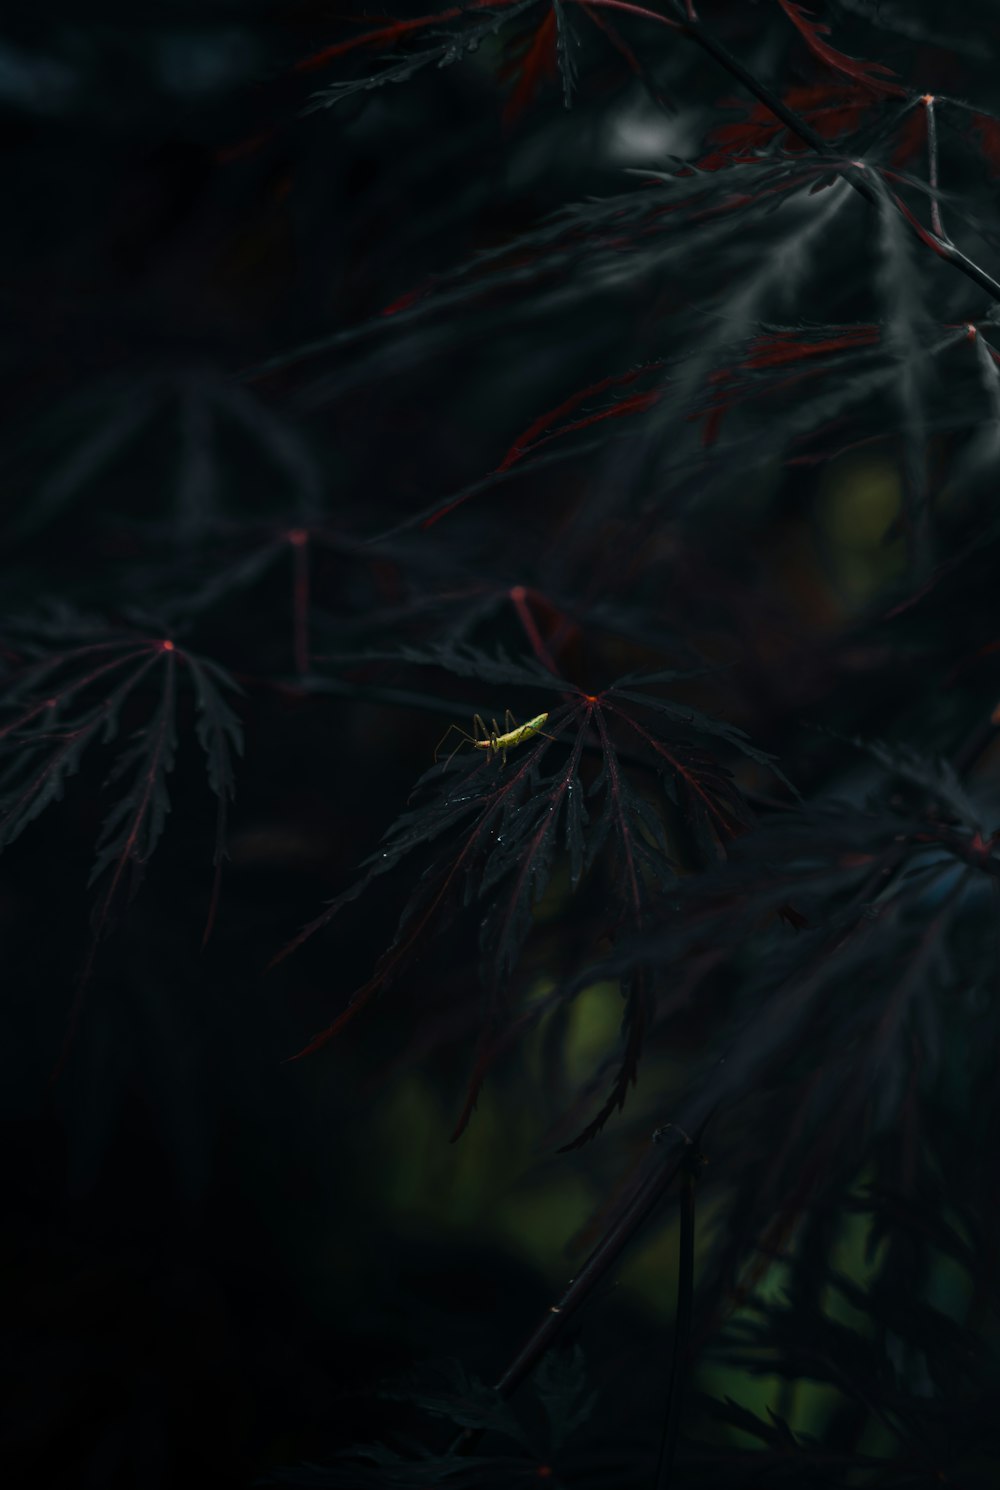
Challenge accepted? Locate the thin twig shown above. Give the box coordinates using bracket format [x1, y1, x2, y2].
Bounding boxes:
[923, 95, 951, 245]
[449, 1120, 709, 1456]
[654, 1137, 705, 1489]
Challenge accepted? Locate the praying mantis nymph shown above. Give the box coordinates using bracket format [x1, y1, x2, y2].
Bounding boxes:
[434, 709, 552, 769]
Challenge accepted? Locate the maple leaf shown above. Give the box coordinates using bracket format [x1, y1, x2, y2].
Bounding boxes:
[273, 648, 786, 1143]
[0, 613, 243, 964]
[570, 751, 1000, 1274]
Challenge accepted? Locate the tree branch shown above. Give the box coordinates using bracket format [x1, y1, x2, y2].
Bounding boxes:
[670, 2, 1000, 305]
[450, 1121, 705, 1455]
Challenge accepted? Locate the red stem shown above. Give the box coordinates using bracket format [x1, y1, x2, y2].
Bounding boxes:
[509, 585, 560, 674]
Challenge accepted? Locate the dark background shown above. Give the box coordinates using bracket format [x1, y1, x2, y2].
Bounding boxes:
[1, 8, 689, 1483]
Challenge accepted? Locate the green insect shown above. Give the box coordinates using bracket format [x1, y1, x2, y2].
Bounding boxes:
[434, 710, 551, 769]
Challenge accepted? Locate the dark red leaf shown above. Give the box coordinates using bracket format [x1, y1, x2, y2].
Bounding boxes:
[698, 84, 875, 171]
[775, 0, 906, 97]
[744, 325, 880, 368]
[293, 4, 473, 72]
[499, 365, 664, 471]
[501, 7, 558, 123]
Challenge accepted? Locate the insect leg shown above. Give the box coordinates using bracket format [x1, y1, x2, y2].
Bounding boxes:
[434, 722, 477, 768]
[488, 718, 509, 767]
[434, 723, 466, 760]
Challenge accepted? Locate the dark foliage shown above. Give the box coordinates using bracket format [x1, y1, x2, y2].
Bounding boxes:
[4, 1, 1000, 1487]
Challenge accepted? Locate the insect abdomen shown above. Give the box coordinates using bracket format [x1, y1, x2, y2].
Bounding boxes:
[508, 712, 549, 746]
